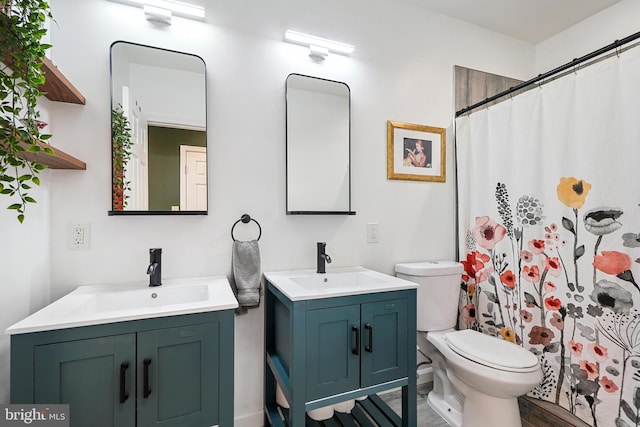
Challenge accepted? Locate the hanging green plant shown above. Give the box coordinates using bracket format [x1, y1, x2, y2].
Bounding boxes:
[111, 105, 133, 210]
[0, 0, 53, 223]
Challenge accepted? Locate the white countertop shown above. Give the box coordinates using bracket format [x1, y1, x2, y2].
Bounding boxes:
[6, 276, 238, 335]
[263, 266, 417, 301]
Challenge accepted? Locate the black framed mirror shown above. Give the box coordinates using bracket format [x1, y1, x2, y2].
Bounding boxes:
[286, 73, 355, 215]
[109, 41, 207, 215]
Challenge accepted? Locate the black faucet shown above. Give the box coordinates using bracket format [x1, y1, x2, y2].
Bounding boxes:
[316, 242, 332, 274]
[147, 248, 162, 287]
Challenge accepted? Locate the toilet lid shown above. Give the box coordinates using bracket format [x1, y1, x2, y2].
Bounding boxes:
[445, 329, 539, 372]
[395, 261, 463, 277]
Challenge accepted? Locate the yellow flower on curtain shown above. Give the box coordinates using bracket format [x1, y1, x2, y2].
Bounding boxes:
[556, 177, 592, 209]
[499, 326, 515, 343]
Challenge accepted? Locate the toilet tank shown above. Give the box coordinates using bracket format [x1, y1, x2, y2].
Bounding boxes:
[395, 261, 463, 332]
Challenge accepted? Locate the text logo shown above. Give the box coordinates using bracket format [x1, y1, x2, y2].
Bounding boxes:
[1, 405, 69, 426]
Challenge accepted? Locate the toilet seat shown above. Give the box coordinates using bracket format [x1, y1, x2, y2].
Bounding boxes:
[445, 329, 539, 373]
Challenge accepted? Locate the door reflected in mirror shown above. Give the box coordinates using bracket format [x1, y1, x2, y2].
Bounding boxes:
[286, 74, 354, 215]
[109, 41, 207, 215]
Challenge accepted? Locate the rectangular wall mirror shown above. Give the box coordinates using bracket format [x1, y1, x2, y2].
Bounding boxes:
[286, 73, 355, 215]
[109, 41, 207, 215]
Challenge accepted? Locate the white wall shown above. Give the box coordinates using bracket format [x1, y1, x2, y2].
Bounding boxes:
[0, 174, 51, 404]
[535, 0, 640, 72]
[1, 0, 535, 423]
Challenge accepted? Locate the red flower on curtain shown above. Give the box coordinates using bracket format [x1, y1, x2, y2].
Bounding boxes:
[528, 239, 546, 255]
[500, 270, 516, 289]
[599, 376, 618, 393]
[569, 340, 583, 357]
[579, 360, 599, 380]
[550, 312, 564, 330]
[528, 325, 555, 346]
[522, 265, 541, 283]
[544, 296, 562, 311]
[461, 303, 476, 324]
[474, 216, 507, 250]
[461, 251, 491, 282]
[544, 257, 563, 277]
[590, 343, 609, 362]
[593, 251, 631, 275]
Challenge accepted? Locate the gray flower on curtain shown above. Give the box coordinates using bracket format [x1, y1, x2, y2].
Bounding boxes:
[622, 233, 640, 248]
[584, 208, 624, 236]
[590, 280, 633, 314]
[516, 195, 545, 227]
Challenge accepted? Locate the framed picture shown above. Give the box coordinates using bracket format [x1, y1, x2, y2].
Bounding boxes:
[386, 121, 446, 182]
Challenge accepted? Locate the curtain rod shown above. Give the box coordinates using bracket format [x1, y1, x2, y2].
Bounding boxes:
[455, 30, 640, 117]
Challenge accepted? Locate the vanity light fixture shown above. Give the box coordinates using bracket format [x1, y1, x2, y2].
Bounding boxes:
[284, 30, 355, 60]
[107, 0, 205, 21]
[308, 45, 329, 61]
[144, 5, 172, 24]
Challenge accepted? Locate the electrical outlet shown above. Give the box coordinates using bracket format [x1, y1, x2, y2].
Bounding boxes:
[73, 226, 84, 245]
[69, 223, 91, 250]
[367, 223, 379, 244]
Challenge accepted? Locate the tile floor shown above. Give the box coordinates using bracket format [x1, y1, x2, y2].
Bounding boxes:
[380, 383, 450, 427]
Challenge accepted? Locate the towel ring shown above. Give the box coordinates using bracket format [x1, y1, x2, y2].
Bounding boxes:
[231, 214, 262, 241]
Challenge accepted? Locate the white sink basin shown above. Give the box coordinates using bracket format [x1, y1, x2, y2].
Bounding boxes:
[264, 266, 417, 301]
[92, 283, 209, 312]
[6, 276, 238, 335]
[291, 270, 386, 290]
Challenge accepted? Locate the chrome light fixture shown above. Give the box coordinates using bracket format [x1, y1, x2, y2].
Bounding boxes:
[108, 0, 205, 21]
[284, 30, 355, 60]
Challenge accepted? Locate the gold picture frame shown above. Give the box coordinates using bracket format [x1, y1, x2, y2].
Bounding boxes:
[386, 121, 446, 182]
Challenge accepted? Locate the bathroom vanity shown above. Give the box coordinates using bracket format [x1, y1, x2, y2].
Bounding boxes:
[7, 276, 237, 427]
[263, 267, 417, 426]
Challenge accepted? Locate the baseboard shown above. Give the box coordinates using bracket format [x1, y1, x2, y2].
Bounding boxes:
[518, 396, 590, 427]
[234, 409, 264, 427]
[417, 366, 433, 385]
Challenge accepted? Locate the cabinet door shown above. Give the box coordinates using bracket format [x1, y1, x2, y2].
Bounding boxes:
[137, 322, 219, 427]
[360, 299, 408, 387]
[306, 305, 361, 400]
[34, 334, 136, 427]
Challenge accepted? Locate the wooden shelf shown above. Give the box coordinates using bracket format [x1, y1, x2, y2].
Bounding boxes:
[0, 13, 86, 105]
[0, 51, 86, 105]
[18, 139, 86, 170]
[40, 57, 86, 104]
[1, 13, 87, 169]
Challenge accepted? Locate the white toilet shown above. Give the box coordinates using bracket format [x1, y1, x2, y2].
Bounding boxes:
[395, 261, 542, 427]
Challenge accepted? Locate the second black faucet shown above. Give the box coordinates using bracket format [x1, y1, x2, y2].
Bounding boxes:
[147, 248, 162, 287]
[316, 242, 332, 274]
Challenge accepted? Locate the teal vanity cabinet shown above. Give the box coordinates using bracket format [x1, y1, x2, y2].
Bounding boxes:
[10, 311, 234, 427]
[264, 269, 417, 427]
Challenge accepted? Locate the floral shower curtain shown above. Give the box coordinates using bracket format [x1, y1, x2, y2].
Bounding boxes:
[456, 45, 640, 427]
